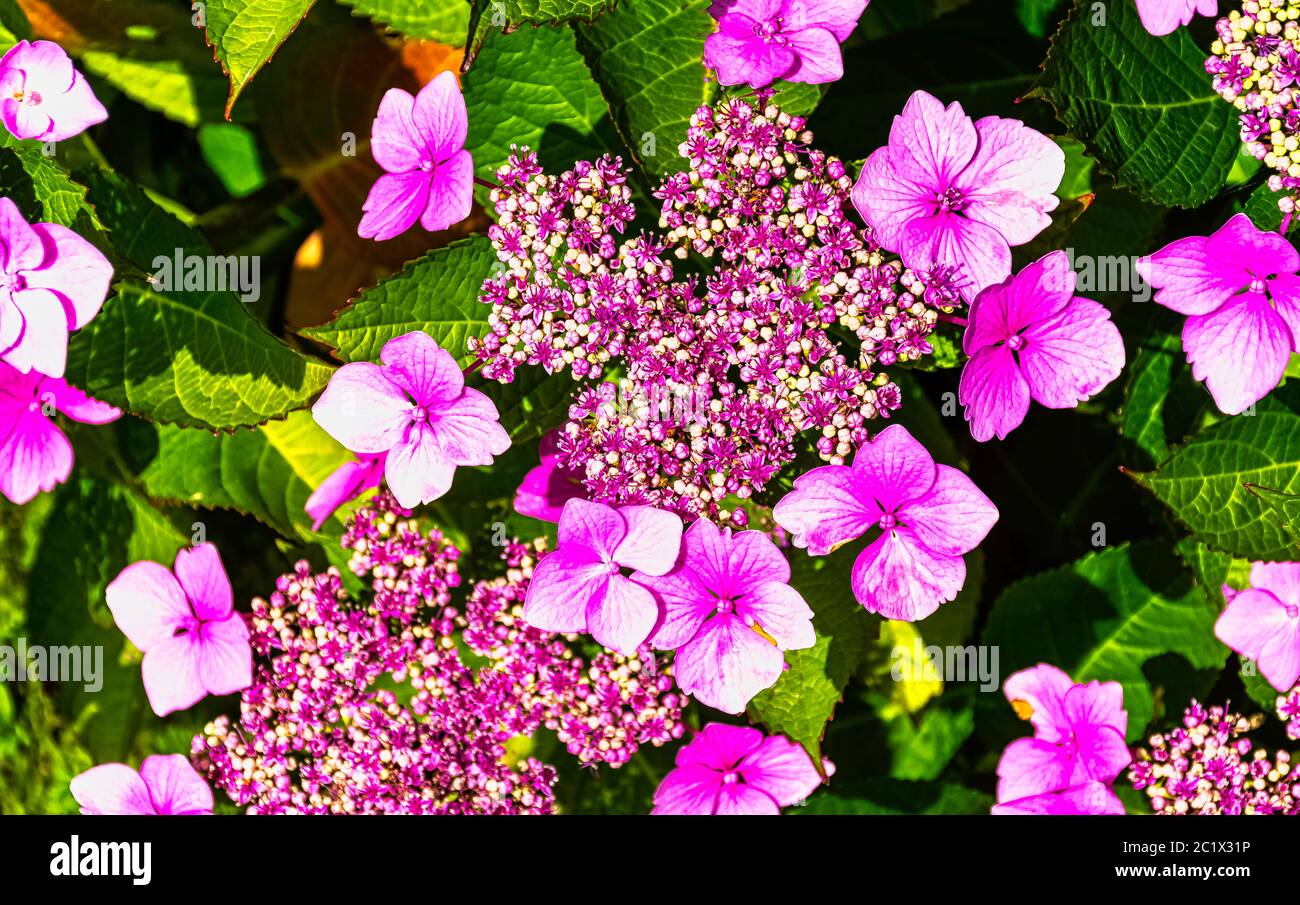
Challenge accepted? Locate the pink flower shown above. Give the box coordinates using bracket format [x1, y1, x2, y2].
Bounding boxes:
[772, 424, 997, 621]
[651, 722, 826, 814]
[852, 90, 1064, 302]
[636, 518, 815, 713]
[992, 781, 1125, 816]
[995, 663, 1131, 807]
[305, 452, 386, 530]
[70, 754, 213, 815]
[0, 40, 107, 142]
[105, 543, 253, 717]
[1215, 562, 1300, 692]
[1136, 214, 1300, 415]
[513, 429, 584, 522]
[358, 71, 473, 241]
[311, 331, 510, 509]
[522, 498, 683, 655]
[703, 0, 869, 88]
[959, 251, 1125, 442]
[1136, 0, 1216, 36]
[0, 198, 113, 378]
[0, 361, 120, 504]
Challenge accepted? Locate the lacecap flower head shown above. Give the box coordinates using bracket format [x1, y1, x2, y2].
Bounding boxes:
[0, 40, 107, 142]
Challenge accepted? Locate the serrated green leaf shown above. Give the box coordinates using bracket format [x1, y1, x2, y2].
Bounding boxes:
[1027, 0, 1239, 207]
[0, 145, 103, 231]
[575, 0, 713, 178]
[1132, 383, 1300, 560]
[981, 541, 1229, 739]
[797, 780, 992, 815]
[1015, 0, 1064, 37]
[1119, 322, 1208, 469]
[201, 0, 317, 117]
[302, 235, 495, 366]
[340, 0, 470, 42]
[130, 410, 352, 541]
[464, 0, 616, 62]
[482, 366, 579, 445]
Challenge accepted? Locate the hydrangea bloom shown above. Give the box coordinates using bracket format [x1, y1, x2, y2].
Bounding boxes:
[105, 543, 252, 717]
[358, 71, 473, 241]
[1136, 213, 1300, 415]
[521, 498, 682, 655]
[703, 0, 869, 87]
[312, 331, 509, 509]
[852, 90, 1064, 301]
[636, 518, 815, 713]
[0, 40, 107, 142]
[0, 197, 113, 378]
[304, 451, 385, 529]
[1138, 0, 1217, 35]
[70, 755, 213, 816]
[991, 781, 1125, 816]
[772, 424, 997, 621]
[0, 362, 120, 504]
[959, 251, 1125, 441]
[1215, 562, 1300, 691]
[513, 429, 584, 521]
[995, 664, 1130, 812]
[652, 723, 825, 814]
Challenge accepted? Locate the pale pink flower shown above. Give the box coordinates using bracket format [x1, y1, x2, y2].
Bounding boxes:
[0, 197, 113, 379]
[959, 251, 1125, 442]
[105, 544, 252, 717]
[652, 723, 827, 814]
[992, 781, 1125, 816]
[522, 498, 683, 655]
[852, 90, 1064, 302]
[0, 361, 119, 504]
[1136, 0, 1217, 36]
[772, 424, 997, 621]
[995, 664, 1130, 807]
[305, 452, 386, 530]
[1136, 213, 1300, 415]
[513, 429, 584, 522]
[311, 331, 510, 509]
[636, 518, 815, 713]
[1215, 562, 1300, 692]
[70, 754, 213, 815]
[0, 40, 107, 142]
[704, 0, 869, 88]
[359, 71, 473, 241]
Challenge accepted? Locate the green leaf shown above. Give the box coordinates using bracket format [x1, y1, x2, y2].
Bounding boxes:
[0, 0, 29, 46]
[80, 51, 227, 127]
[1240, 656, 1283, 712]
[0, 146, 103, 231]
[201, 0, 317, 117]
[481, 366, 580, 445]
[129, 410, 353, 541]
[1027, 0, 1239, 207]
[464, 0, 616, 63]
[1119, 321, 1208, 469]
[462, 24, 622, 180]
[301, 235, 495, 367]
[981, 541, 1230, 739]
[797, 780, 992, 815]
[1131, 383, 1300, 560]
[747, 551, 880, 763]
[340, 0, 470, 42]
[198, 123, 268, 197]
[575, 0, 714, 177]
[879, 692, 975, 781]
[1015, 0, 1064, 37]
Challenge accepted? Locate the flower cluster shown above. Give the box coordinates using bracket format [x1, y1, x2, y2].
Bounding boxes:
[1128, 699, 1300, 814]
[1279, 684, 1300, 739]
[1207, 0, 1300, 216]
[472, 92, 954, 522]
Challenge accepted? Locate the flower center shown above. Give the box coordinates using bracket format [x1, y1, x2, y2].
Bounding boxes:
[1249, 278, 1268, 295]
[12, 89, 41, 106]
[419, 158, 437, 173]
[721, 771, 740, 785]
[878, 513, 897, 531]
[1007, 334, 1026, 352]
[714, 598, 735, 615]
[753, 17, 788, 44]
[0, 270, 26, 293]
[936, 186, 967, 213]
[410, 406, 429, 424]
[1286, 603, 1299, 619]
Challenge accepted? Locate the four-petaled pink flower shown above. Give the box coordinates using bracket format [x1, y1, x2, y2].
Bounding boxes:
[852, 90, 1064, 302]
[0, 197, 113, 378]
[1215, 562, 1300, 692]
[651, 722, 827, 815]
[0, 40, 107, 142]
[1136, 0, 1216, 36]
[636, 518, 815, 713]
[70, 754, 213, 815]
[773, 424, 998, 621]
[312, 331, 510, 509]
[359, 70, 473, 241]
[0, 361, 119, 504]
[1136, 213, 1300, 415]
[305, 451, 386, 530]
[959, 251, 1125, 442]
[513, 429, 585, 522]
[106, 543, 252, 717]
[522, 498, 683, 655]
[704, 0, 869, 88]
[995, 663, 1130, 815]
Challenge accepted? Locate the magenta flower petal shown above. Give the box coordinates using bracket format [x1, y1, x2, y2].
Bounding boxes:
[1018, 297, 1125, 409]
[783, 0, 867, 41]
[357, 169, 431, 241]
[995, 735, 1076, 802]
[957, 115, 1064, 246]
[370, 87, 426, 173]
[896, 465, 999, 557]
[513, 431, 584, 522]
[674, 614, 785, 713]
[43, 376, 121, 424]
[1136, 0, 1218, 36]
[851, 146, 935, 252]
[3, 288, 70, 376]
[772, 464, 876, 554]
[703, 0, 865, 88]
[991, 781, 1124, 816]
[964, 250, 1075, 354]
[1268, 272, 1300, 347]
[521, 547, 609, 633]
[379, 329, 464, 406]
[779, 26, 843, 83]
[557, 498, 627, 559]
[742, 580, 816, 649]
[193, 614, 253, 697]
[850, 526, 966, 621]
[586, 574, 660, 655]
[426, 388, 510, 466]
[1215, 587, 1300, 691]
[412, 71, 469, 164]
[901, 211, 1012, 299]
[24, 223, 113, 329]
[69, 764, 156, 815]
[1135, 236, 1230, 316]
[1250, 561, 1300, 602]
[715, 782, 781, 814]
[611, 504, 683, 576]
[421, 149, 474, 232]
[0, 41, 107, 142]
[0, 197, 43, 272]
[884, 90, 978, 189]
[137, 755, 214, 815]
[141, 633, 207, 716]
[305, 453, 386, 530]
[105, 561, 190, 650]
[1002, 662, 1076, 741]
[650, 762, 724, 815]
[312, 361, 414, 453]
[705, 30, 797, 88]
[383, 423, 456, 508]
[642, 564, 716, 650]
[1183, 293, 1291, 415]
[851, 422, 936, 510]
[172, 543, 232, 621]
[0, 406, 72, 504]
[739, 733, 827, 806]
